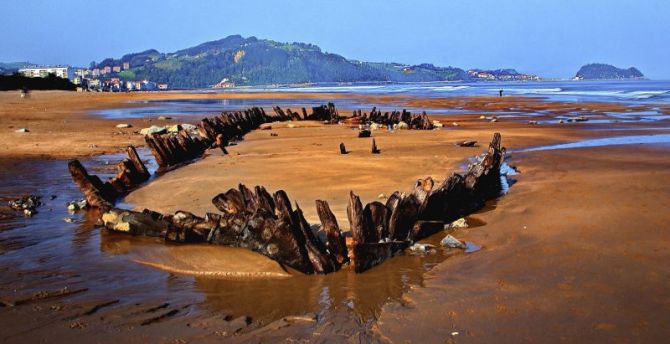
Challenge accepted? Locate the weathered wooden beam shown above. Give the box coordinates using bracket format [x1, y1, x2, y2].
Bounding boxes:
[315, 200, 349, 265]
[68, 160, 116, 209]
[371, 139, 380, 154]
[339, 143, 348, 154]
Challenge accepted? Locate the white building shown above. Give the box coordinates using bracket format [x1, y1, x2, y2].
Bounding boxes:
[18, 66, 74, 80]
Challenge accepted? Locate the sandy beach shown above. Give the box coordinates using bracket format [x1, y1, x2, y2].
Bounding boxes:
[1, 91, 670, 342]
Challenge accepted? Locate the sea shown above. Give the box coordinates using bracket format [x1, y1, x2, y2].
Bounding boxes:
[96, 79, 670, 119]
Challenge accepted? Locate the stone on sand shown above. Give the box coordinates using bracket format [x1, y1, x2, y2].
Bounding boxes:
[441, 234, 466, 249]
[14, 128, 29, 133]
[167, 123, 198, 133]
[409, 243, 436, 253]
[393, 121, 408, 130]
[446, 218, 469, 229]
[140, 125, 167, 135]
[116, 123, 132, 128]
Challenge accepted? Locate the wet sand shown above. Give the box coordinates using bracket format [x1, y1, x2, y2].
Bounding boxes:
[377, 145, 670, 342]
[2, 91, 670, 342]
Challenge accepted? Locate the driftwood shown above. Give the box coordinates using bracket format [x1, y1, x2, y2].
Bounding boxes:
[371, 139, 380, 154]
[68, 145, 150, 209]
[457, 140, 477, 147]
[360, 108, 434, 130]
[339, 143, 348, 154]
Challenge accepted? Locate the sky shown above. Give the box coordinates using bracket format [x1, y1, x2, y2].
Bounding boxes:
[1, 0, 669, 78]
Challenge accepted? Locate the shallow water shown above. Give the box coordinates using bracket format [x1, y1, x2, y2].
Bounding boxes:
[516, 134, 670, 152]
[0, 151, 486, 327]
[94, 97, 478, 119]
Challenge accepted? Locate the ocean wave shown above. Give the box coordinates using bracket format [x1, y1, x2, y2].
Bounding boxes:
[501, 88, 669, 100]
[424, 85, 471, 92]
[500, 88, 563, 94]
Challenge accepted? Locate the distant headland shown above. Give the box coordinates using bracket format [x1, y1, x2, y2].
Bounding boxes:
[574, 63, 644, 80]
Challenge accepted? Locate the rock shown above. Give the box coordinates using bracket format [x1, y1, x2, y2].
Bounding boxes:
[432, 120, 444, 128]
[287, 123, 298, 128]
[574, 116, 589, 122]
[378, 193, 387, 200]
[479, 115, 486, 119]
[456, 140, 477, 147]
[14, 128, 29, 133]
[446, 218, 469, 229]
[490, 118, 498, 123]
[409, 243, 435, 253]
[358, 129, 371, 138]
[8, 195, 42, 214]
[558, 119, 565, 124]
[116, 123, 132, 129]
[167, 123, 198, 133]
[393, 121, 409, 130]
[66, 199, 88, 211]
[259, 123, 272, 130]
[370, 123, 383, 130]
[441, 234, 466, 249]
[140, 125, 167, 135]
[452, 122, 460, 127]
[270, 133, 278, 137]
[157, 116, 172, 120]
[63, 217, 76, 223]
[528, 120, 538, 125]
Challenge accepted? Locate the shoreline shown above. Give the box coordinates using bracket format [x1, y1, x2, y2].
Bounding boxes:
[1, 90, 668, 159]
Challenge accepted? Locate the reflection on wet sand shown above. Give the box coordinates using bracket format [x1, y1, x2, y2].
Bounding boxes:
[97, 221, 474, 326]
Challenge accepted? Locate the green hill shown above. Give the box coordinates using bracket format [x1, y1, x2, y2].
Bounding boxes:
[575, 63, 644, 80]
[95, 35, 469, 88]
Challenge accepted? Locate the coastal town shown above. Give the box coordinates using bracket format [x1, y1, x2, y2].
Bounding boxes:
[16, 64, 168, 92]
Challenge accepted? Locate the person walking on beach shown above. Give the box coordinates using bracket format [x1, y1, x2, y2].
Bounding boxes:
[21, 87, 30, 99]
[499, 89, 503, 97]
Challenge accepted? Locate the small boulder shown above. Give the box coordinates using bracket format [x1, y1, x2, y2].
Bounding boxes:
[393, 121, 409, 130]
[441, 234, 466, 249]
[370, 123, 383, 130]
[452, 122, 460, 127]
[287, 123, 298, 128]
[527, 120, 538, 125]
[479, 115, 486, 120]
[157, 116, 172, 120]
[409, 243, 436, 253]
[432, 120, 444, 128]
[378, 193, 387, 200]
[116, 123, 132, 129]
[490, 118, 498, 123]
[358, 129, 371, 138]
[66, 199, 88, 211]
[140, 125, 167, 135]
[259, 123, 273, 130]
[14, 128, 29, 133]
[446, 218, 469, 229]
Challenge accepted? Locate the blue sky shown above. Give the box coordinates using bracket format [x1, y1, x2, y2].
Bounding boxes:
[2, 0, 669, 78]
